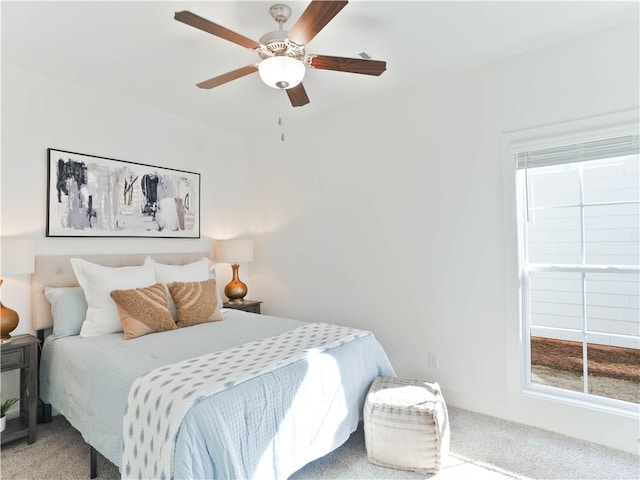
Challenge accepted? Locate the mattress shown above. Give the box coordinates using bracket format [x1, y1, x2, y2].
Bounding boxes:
[40, 309, 395, 479]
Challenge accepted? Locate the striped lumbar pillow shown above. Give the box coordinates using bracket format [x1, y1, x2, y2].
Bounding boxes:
[110, 283, 176, 340]
[167, 279, 223, 327]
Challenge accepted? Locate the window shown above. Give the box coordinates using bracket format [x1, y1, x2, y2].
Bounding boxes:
[515, 132, 639, 408]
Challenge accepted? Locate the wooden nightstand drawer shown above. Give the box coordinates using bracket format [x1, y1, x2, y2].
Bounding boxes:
[1, 349, 24, 370]
[0, 334, 40, 445]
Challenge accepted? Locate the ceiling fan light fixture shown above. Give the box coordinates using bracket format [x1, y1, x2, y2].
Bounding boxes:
[258, 56, 305, 90]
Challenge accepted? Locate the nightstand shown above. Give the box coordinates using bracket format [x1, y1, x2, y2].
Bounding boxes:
[223, 300, 263, 314]
[1, 334, 40, 445]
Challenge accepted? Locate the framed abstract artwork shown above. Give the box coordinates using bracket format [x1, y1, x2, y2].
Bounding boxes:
[47, 148, 200, 238]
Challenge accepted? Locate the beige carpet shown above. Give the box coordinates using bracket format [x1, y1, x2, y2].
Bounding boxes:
[1, 407, 638, 480]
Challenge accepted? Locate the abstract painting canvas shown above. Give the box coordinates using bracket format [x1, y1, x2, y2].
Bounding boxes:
[47, 149, 200, 238]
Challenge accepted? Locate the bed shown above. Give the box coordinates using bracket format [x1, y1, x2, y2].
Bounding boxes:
[33, 252, 395, 479]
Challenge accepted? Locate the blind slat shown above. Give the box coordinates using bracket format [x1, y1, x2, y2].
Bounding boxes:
[516, 134, 640, 169]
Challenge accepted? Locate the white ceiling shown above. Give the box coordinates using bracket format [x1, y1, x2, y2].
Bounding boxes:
[2, 1, 638, 133]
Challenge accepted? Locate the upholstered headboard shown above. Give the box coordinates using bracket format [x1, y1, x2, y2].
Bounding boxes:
[32, 252, 210, 331]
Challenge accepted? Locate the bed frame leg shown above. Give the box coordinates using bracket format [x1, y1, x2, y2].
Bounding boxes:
[90, 446, 97, 479]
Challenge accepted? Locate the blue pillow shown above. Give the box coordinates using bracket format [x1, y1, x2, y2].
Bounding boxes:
[44, 286, 88, 338]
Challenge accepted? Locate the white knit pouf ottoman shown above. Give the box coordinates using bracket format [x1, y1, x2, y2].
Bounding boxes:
[363, 377, 450, 473]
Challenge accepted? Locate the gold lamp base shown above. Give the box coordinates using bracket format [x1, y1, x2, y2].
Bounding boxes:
[0, 301, 19, 341]
[1, 279, 19, 340]
[225, 263, 248, 303]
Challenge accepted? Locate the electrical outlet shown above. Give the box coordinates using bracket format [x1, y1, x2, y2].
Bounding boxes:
[428, 352, 439, 368]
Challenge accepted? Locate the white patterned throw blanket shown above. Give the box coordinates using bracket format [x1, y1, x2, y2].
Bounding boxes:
[121, 322, 370, 480]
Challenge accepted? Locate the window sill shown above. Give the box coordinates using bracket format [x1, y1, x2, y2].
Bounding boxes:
[522, 383, 640, 419]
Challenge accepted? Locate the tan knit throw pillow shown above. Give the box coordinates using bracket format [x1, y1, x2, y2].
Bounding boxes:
[167, 279, 223, 327]
[110, 283, 176, 340]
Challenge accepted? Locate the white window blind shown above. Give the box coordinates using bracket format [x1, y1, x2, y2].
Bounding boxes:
[516, 134, 640, 170]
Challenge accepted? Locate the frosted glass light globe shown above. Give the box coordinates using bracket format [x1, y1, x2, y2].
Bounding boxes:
[258, 56, 305, 89]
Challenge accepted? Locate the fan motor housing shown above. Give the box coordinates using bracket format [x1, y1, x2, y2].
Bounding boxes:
[258, 30, 305, 60]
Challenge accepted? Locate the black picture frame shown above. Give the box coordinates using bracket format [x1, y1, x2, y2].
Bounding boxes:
[47, 148, 200, 238]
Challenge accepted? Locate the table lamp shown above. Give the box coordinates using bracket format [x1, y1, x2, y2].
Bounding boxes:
[1, 238, 35, 341]
[215, 239, 253, 303]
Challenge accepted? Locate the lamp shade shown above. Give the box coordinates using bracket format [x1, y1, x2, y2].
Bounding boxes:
[1, 238, 35, 275]
[258, 56, 305, 89]
[216, 240, 253, 263]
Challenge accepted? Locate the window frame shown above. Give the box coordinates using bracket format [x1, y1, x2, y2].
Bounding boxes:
[503, 111, 639, 415]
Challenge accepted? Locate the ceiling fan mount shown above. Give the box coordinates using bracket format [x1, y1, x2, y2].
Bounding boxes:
[174, 1, 387, 107]
[268, 4, 293, 25]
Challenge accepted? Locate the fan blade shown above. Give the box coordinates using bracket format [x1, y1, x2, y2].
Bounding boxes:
[196, 65, 258, 89]
[308, 55, 386, 76]
[286, 84, 310, 107]
[287, 1, 348, 46]
[175, 11, 261, 50]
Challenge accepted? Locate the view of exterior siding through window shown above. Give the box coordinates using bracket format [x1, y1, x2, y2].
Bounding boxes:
[518, 141, 639, 405]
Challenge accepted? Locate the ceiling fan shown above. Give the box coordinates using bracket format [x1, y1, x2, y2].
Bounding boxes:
[174, 1, 387, 107]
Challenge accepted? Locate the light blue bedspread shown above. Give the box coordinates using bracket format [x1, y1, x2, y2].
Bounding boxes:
[40, 310, 395, 479]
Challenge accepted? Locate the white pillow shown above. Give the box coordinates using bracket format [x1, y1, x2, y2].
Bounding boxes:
[208, 266, 225, 310]
[145, 256, 224, 320]
[71, 258, 156, 337]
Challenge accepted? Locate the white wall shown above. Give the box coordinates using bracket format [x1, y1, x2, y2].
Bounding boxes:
[1, 19, 638, 454]
[246, 21, 640, 453]
[0, 63, 252, 407]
